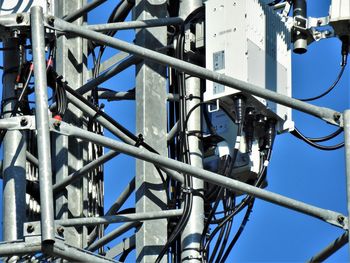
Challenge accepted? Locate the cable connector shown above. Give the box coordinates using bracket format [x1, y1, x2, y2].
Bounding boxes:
[341, 36, 349, 67]
[233, 96, 245, 124]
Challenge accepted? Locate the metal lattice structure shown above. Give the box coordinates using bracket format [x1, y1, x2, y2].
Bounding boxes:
[0, 0, 349, 262]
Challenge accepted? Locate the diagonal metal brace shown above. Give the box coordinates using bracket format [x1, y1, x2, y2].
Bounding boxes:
[51, 119, 348, 230]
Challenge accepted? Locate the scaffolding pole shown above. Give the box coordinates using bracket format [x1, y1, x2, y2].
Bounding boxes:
[1, 38, 27, 244]
[31, 6, 55, 243]
[179, 1, 205, 262]
[343, 109, 350, 255]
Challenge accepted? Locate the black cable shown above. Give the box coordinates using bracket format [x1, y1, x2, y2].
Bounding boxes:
[203, 150, 271, 258]
[268, 0, 284, 6]
[201, 149, 239, 261]
[155, 175, 193, 263]
[297, 54, 347, 102]
[155, 30, 195, 263]
[214, 196, 235, 263]
[220, 199, 255, 262]
[291, 128, 344, 151]
[119, 244, 135, 262]
[293, 126, 343, 143]
[91, 0, 135, 79]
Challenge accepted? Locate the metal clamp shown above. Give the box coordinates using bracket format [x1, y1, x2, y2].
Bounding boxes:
[0, 115, 35, 131]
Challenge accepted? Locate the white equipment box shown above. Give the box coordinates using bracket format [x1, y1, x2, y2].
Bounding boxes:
[0, 0, 54, 15]
[204, 0, 293, 132]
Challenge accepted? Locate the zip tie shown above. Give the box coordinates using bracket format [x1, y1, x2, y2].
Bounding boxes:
[234, 136, 241, 149]
[264, 160, 269, 167]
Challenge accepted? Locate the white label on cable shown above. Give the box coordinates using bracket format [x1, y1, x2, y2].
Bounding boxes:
[234, 136, 241, 149]
[217, 141, 230, 157]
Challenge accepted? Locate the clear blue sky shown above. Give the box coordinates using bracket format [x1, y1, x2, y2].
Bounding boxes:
[1, 0, 349, 262]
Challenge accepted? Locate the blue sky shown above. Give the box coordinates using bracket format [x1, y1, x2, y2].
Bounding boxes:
[1, 0, 349, 262]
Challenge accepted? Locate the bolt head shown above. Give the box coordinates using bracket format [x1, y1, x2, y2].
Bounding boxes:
[27, 225, 34, 233]
[16, 14, 24, 24]
[20, 117, 28, 126]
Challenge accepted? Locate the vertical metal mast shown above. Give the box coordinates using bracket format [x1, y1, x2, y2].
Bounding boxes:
[134, 0, 168, 262]
[31, 6, 55, 243]
[179, 0, 205, 262]
[2, 38, 27, 242]
[54, 0, 89, 248]
[343, 109, 350, 254]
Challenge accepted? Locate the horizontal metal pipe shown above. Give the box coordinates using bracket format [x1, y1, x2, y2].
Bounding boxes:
[63, 0, 107, 22]
[53, 150, 120, 193]
[77, 55, 140, 95]
[54, 121, 347, 229]
[309, 232, 348, 262]
[85, 17, 183, 31]
[0, 241, 41, 257]
[56, 209, 183, 227]
[53, 17, 342, 126]
[87, 222, 140, 251]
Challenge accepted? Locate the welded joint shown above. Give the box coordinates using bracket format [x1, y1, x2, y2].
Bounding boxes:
[0, 116, 36, 130]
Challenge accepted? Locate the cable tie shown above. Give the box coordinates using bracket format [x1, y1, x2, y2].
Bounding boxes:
[185, 130, 202, 138]
[135, 133, 144, 147]
[181, 186, 193, 194]
[234, 136, 241, 149]
[264, 160, 269, 167]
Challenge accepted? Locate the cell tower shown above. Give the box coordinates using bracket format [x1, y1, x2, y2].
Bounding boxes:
[0, 0, 348, 262]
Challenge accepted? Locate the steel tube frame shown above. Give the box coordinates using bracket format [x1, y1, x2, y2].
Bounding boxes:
[106, 235, 135, 258]
[87, 222, 139, 251]
[44, 241, 117, 263]
[0, 241, 41, 257]
[65, 89, 184, 183]
[52, 17, 342, 126]
[63, 0, 107, 22]
[167, 120, 179, 143]
[89, 51, 129, 78]
[77, 55, 140, 95]
[105, 177, 135, 216]
[2, 40, 27, 243]
[309, 232, 348, 262]
[31, 6, 55, 243]
[343, 109, 350, 254]
[53, 121, 347, 228]
[179, 1, 205, 261]
[86, 17, 183, 31]
[56, 209, 183, 227]
[26, 151, 39, 167]
[53, 150, 120, 193]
